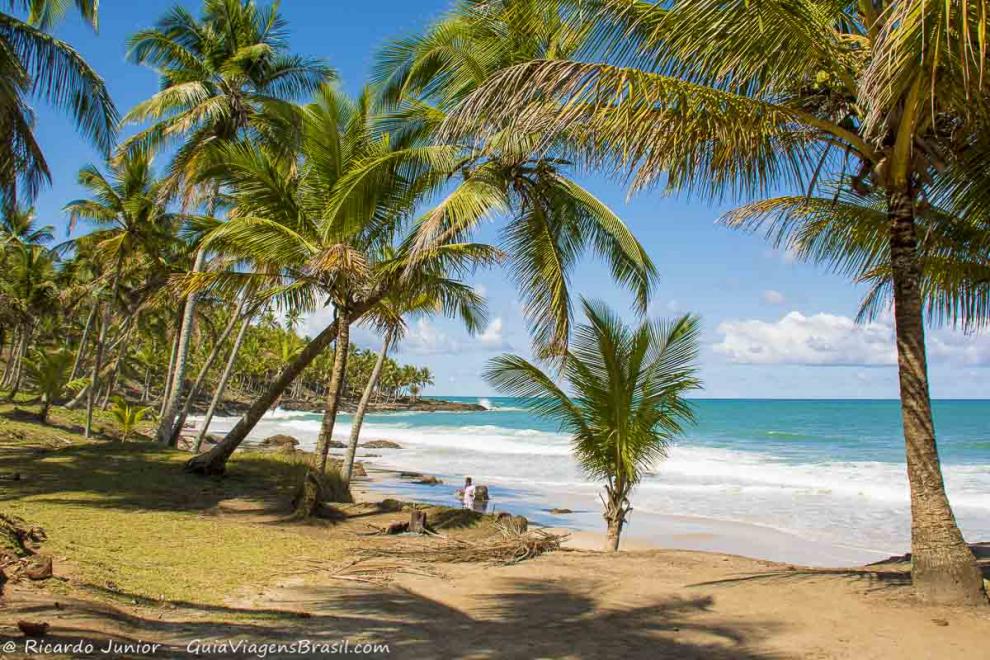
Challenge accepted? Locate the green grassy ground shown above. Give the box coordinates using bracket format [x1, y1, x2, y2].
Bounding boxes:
[0, 402, 350, 606]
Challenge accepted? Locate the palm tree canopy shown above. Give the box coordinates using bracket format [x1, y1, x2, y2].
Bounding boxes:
[723, 189, 990, 329]
[371, 1, 657, 354]
[122, 0, 335, 195]
[485, 299, 701, 487]
[0, 0, 116, 209]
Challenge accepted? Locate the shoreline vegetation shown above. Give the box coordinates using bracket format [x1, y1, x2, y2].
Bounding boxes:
[1, 404, 987, 658]
[1, 0, 989, 655]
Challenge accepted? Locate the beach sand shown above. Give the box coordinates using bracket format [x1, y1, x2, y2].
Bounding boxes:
[3, 449, 986, 659]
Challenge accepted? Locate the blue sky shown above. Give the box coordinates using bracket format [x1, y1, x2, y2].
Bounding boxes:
[32, 1, 990, 398]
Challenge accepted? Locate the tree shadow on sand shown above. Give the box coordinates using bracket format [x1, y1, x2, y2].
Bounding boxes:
[1, 576, 777, 659]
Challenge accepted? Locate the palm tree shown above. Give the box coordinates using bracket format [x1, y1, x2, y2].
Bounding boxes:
[340, 280, 488, 489]
[373, 0, 656, 355]
[0, 0, 116, 211]
[485, 299, 701, 551]
[124, 0, 334, 446]
[183, 84, 498, 476]
[1, 243, 58, 398]
[1, 205, 53, 247]
[65, 151, 179, 439]
[109, 397, 154, 442]
[122, 0, 334, 196]
[443, 0, 990, 605]
[723, 189, 990, 331]
[22, 347, 83, 423]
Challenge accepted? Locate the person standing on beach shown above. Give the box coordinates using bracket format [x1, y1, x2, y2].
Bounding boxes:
[462, 477, 476, 509]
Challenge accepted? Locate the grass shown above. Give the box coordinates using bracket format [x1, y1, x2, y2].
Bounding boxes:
[0, 402, 351, 607]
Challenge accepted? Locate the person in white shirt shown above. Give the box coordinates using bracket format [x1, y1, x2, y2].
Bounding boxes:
[462, 477, 476, 509]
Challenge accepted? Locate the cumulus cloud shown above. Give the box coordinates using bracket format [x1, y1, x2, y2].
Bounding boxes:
[477, 318, 511, 350]
[761, 290, 786, 305]
[715, 312, 895, 366]
[401, 319, 459, 355]
[715, 311, 990, 367]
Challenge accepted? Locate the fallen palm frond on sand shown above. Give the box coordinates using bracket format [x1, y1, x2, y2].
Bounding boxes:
[362, 526, 567, 566]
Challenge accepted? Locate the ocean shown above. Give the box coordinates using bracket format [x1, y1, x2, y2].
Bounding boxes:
[198, 398, 989, 566]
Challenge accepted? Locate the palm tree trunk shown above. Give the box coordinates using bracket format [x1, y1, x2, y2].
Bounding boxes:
[1, 326, 16, 387]
[6, 326, 29, 400]
[341, 327, 393, 487]
[887, 190, 986, 605]
[86, 253, 124, 438]
[602, 482, 628, 552]
[70, 302, 98, 382]
[156, 248, 206, 445]
[169, 294, 248, 446]
[193, 309, 253, 453]
[160, 315, 182, 416]
[100, 324, 133, 410]
[184, 317, 341, 475]
[315, 311, 350, 474]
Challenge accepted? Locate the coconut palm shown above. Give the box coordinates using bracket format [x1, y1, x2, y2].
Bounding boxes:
[373, 0, 655, 355]
[124, 0, 334, 446]
[443, 0, 990, 605]
[0, 0, 116, 211]
[485, 299, 701, 551]
[109, 397, 155, 442]
[121, 0, 334, 196]
[182, 84, 499, 475]
[340, 280, 487, 489]
[65, 150, 182, 439]
[22, 347, 84, 423]
[723, 189, 990, 331]
[1, 243, 58, 398]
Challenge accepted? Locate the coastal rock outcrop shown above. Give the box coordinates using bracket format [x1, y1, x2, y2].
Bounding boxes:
[361, 440, 402, 449]
[260, 434, 299, 449]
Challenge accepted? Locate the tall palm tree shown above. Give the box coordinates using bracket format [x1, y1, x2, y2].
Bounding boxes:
[124, 0, 334, 446]
[0, 0, 116, 211]
[65, 150, 180, 438]
[485, 299, 701, 551]
[443, 0, 990, 605]
[121, 0, 335, 196]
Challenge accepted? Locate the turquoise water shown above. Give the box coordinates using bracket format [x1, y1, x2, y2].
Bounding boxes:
[363, 397, 989, 465]
[203, 398, 989, 564]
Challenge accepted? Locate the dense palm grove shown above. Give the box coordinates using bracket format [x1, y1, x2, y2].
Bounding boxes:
[0, 0, 987, 606]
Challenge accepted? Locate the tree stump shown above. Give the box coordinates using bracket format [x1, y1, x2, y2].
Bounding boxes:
[409, 509, 428, 534]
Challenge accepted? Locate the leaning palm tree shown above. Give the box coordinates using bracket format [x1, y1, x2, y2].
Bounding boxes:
[485, 299, 701, 551]
[124, 0, 334, 447]
[443, 0, 990, 605]
[182, 84, 499, 476]
[0, 0, 116, 211]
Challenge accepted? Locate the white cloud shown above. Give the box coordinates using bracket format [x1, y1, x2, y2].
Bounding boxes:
[401, 319, 459, 355]
[477, 318, 511, 350]
[715, 311, 895, 366]
[715, 311, 990, 367]
[761, 289, 786, 305]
